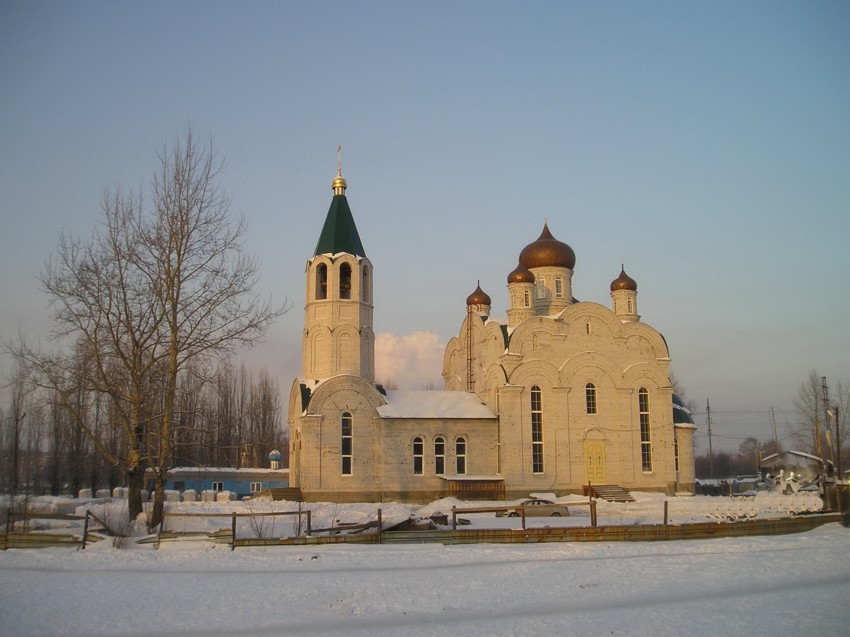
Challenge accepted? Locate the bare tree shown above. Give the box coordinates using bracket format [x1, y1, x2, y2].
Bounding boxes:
[141, 130, 285, 528]
[12, 128, 285, 525]
[3, 359, 31, 497]
[792, 370, 827, 457]
[790, 371, 849, 468]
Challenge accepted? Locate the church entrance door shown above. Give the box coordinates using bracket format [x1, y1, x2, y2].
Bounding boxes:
[585, 442, 606, 484]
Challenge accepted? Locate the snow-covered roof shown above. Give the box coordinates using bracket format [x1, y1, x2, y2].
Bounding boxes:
[377, 390, 497, 419]
[760, 450, 823, 464]
[166, 467, 289, 475]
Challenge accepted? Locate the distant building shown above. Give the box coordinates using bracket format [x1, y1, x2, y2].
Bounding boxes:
[151, 451, 289, 498]
[287, 166, 696, 503]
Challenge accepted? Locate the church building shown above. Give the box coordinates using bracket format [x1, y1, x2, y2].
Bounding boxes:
[287, 165, 696, 503]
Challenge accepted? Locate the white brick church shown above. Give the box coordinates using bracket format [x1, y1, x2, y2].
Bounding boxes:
[287, 166, 696, 503]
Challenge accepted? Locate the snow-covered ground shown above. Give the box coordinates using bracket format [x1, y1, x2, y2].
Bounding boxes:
[1, 493, 848, 636]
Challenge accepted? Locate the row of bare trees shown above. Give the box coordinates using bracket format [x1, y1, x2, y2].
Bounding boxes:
[3, 129, 285, 527]
[0, 361, 287, 499]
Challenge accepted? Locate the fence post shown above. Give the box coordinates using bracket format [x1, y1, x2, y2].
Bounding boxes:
[451, 506, 457, 531]
[231, 512, 237, 551]
[82, 511, 90, 550]
[3, 508, 11, 549]
[377, 508, 382, 543]
[306, 509, 312, 535]
[590, 500, 597, 527]
[663, 500, 669, 526]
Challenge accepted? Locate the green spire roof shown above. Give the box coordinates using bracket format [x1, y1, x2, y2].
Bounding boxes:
[313, 194, 366, 258]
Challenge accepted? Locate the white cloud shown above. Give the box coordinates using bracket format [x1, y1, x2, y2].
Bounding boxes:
[375, 331, 445, 390]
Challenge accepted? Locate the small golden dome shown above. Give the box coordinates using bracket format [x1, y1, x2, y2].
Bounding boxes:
[507, 262, 535, 284]
[519, 222, 576, 270]
[332, 175, 347, 194]
[610, 265, 637, 291]
[466, 281, 491, 307]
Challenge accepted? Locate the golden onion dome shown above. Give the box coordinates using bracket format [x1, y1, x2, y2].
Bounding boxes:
[610, 265, 637, 291]
[466, 281, 491, 307]
[519, 222, 576, 270]
[507, 262, 535, 284]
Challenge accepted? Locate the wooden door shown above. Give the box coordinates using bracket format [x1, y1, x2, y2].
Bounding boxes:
[585, 442, 606, 484]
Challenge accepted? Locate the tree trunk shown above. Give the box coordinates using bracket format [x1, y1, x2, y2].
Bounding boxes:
[127, 465, 144, 521]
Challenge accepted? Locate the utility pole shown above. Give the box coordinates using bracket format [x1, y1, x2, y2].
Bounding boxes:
[834, 405, 842, 487]
[706, 398, 714, 479]
[817, 376, 829, 460]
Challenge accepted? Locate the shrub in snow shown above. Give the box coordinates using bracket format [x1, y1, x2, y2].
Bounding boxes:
[201, 490, 217, 502]
[182, 490, 197, 502]
[216, 491, 236, 502]
[112, 487, 126, 499]
[78, 489, 93, 499]
[96, 489, 111, 499]
[165, 490, 181, 502]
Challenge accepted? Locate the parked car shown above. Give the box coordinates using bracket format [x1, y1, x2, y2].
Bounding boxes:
[496, 499, 570, 517]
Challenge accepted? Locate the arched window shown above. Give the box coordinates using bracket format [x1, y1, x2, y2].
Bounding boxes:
[639, 388, 652, 471]
[434, 436, 445, 475]
[362, 265, 370, 303]
[339, 263, 352, 299]
[456, 437, 467, 475]
[523, 290, 530, 307]
[531, 385, 544, 473]
[316, 263, 328, 300]
[555, 277, 563, 298]
[341, 412, 352, 475]
[413, 437, 424, 475]
[586, 383, 597, 415]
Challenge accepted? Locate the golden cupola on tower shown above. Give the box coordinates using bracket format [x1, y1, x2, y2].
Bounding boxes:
[507, 262, 535, 284]
[610, 265, 637, 291]
[519, 222, 576, 270]
[466, 281, 491, 308]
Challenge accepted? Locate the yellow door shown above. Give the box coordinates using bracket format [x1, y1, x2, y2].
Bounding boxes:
[585, 442, 606, 484]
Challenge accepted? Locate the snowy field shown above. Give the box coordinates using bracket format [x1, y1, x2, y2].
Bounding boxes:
[1, 493, 848, 637]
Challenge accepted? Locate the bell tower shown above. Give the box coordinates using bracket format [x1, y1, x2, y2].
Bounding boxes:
[302, 152, 374, 381]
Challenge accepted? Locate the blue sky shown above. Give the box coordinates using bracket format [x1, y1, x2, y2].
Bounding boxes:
[2, 1, 849, 453]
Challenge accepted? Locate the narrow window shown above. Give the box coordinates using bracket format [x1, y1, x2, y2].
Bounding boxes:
[212, 482, 223, 492]
[531, 385, 544, 473]
[434, 436, 445, 475]
[639, 388, 652, 471]
[250, 481, 262, 493]
[586, 320, 592, 335]
[586, 383, 597, 415]
[316, 263, 328, 300]
[362, 265, 370, 303]
[627, 298, 633, 313]
[456, 437, 467, 475]
[523, 290, 530, 307]
[536, 277, 546, 299]
[674, 434, 680, 472]
[555, 277, 563, 298]
[413, 437, 424, 475]
[341, 412, 353, 475]
[339, 263, 352, 299]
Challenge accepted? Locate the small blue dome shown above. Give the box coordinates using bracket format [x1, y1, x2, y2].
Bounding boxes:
[672, 395, 694, 424]
[268, 450, 282, 461]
